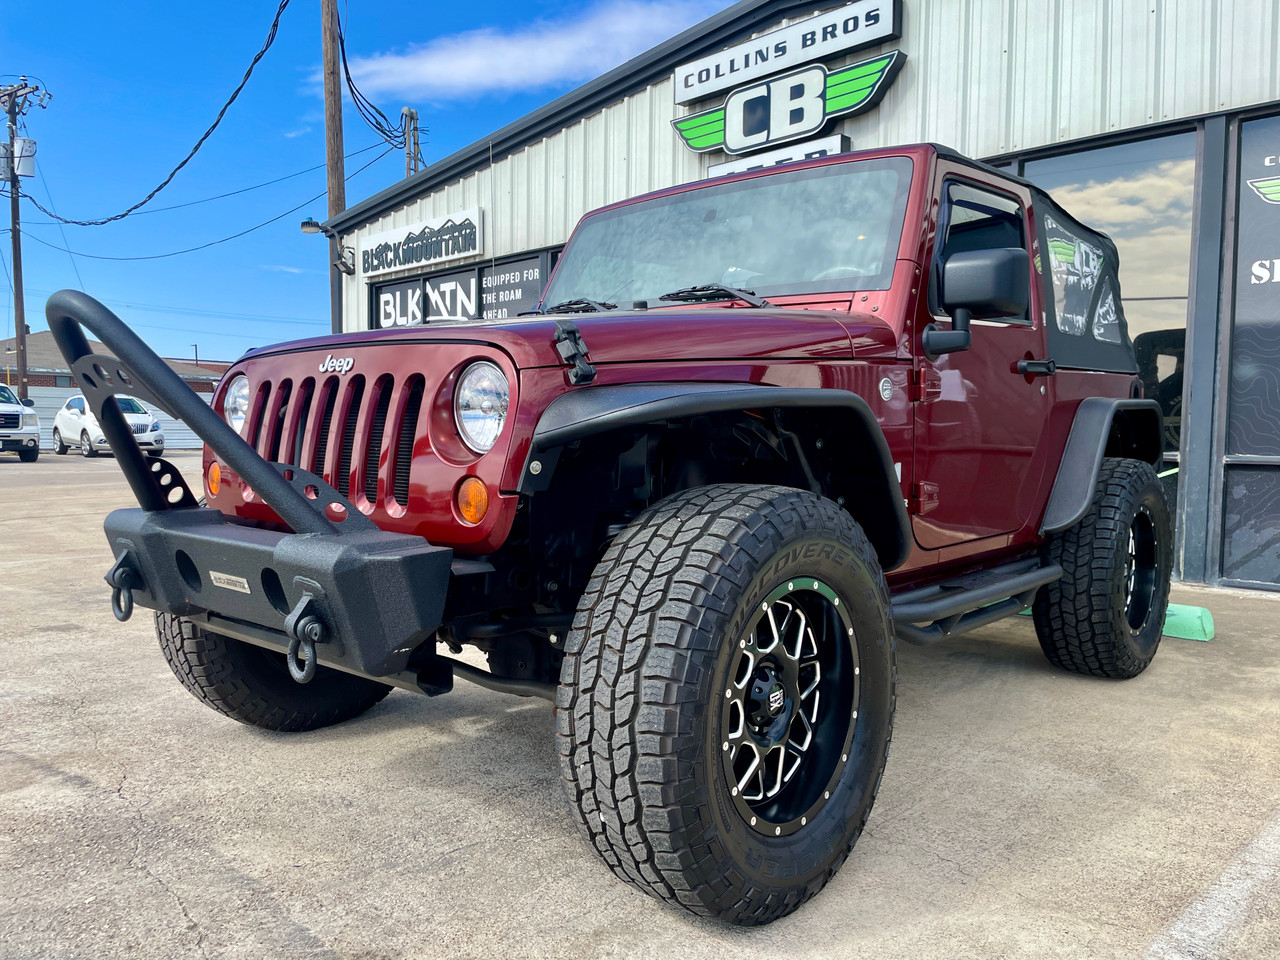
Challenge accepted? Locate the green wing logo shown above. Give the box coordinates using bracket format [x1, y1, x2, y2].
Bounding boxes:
[823, 51, 902, 115]
[672, 50, 905, 154]
[672, 107, 727, 152]
[1247, 176, 1280, 205]
[1048, 239, 1078, 263]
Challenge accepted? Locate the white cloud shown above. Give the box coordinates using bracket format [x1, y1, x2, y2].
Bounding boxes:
[262, 265, 311, 275]
[1042, 158, 1198, 300]
[283, 126, 312, 139]
[342, 0, 722, 101]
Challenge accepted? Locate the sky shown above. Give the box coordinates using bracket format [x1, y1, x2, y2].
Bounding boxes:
[1, 0, 724, 362]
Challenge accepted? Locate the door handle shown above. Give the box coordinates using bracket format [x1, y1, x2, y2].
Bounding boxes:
[1016, 358, 1056, 377]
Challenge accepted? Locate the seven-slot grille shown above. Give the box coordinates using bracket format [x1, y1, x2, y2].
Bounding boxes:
[0, 413, 19, 429]
[247, 372, 426, 507]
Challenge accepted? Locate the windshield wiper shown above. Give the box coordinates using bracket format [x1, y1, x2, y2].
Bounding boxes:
[543, 298, 617, 314]
[657, 284, 772, 308]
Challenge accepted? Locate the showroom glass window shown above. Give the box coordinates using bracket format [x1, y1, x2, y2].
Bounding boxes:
[1024, 134, 1197, 511]
[1024, 134, 1192, 514]
[1221, 113, 1280, 587]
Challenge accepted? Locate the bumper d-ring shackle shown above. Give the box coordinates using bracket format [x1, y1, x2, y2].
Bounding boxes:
[283, 592, 328, 684]
[111, 578, 136, 622]
[105, 552, 142, 623]
[286, 616, 326, 683]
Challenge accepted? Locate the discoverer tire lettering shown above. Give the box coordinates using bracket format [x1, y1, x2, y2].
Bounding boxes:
[556, 484, 895, 925]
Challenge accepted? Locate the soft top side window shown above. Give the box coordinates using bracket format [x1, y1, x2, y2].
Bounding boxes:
[931, 180, 1029, 322]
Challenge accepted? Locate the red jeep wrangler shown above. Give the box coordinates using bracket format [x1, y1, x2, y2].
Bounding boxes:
[50, 143, 1171, 926]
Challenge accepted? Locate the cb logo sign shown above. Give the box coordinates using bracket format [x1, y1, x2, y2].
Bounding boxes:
[673, 50, 905, 156]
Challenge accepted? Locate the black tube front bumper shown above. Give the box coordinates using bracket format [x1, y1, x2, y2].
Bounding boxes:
[47, 290, 454, 680]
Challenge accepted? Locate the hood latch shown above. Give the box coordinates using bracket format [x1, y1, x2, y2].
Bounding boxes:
[554, 320, 597, 386]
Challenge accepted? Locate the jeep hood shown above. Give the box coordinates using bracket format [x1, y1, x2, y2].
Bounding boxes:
[241, 307, 898, 369]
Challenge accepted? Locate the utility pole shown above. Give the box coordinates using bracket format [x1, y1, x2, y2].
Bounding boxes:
[191, 343, 199, 369]
[402, 107, 420, 179]
[321, 0, 346, 335]
[2, 78, 41, 401]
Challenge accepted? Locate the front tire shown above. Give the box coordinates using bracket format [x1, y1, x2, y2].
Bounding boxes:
[155, 613, 393, 731]
[557, 484, 895, 925]
[18, 446, 38, 462]
[1033, 458, 1173, 678]
[80, 431, 98, 458]
[52, 429, 67, 455]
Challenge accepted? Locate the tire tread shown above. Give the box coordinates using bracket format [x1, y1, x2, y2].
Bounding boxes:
[556, 484, 894, 924]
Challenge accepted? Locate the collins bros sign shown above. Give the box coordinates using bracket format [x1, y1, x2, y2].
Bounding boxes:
[671, 1, 904, 157]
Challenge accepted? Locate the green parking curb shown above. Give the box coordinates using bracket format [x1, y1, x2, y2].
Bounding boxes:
[1162, 603, 1215, 641]
[1017, 602, 1214, 641]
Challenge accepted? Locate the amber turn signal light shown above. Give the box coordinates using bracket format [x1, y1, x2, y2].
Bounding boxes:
[207, 461, 222, 498]
[456, 476, 488, 524]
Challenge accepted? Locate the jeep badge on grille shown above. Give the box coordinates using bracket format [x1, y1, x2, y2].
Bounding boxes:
[319, 354, 355, 375]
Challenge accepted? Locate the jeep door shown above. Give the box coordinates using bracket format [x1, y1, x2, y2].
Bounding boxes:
[910, 171, 1051, 551]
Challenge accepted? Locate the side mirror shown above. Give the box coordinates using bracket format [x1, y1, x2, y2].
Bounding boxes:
[923, 247, 1031, 357]
[21, 397, 35, 407]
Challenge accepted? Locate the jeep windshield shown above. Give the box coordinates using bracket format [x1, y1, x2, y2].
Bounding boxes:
[542, 156, 913, 309]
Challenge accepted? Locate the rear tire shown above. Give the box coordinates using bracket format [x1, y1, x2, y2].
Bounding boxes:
[557, 484, 895, 925]
[52, 429, 67, 455]
[155, 613, 393, 731]
[1033, 458, 1173, 678]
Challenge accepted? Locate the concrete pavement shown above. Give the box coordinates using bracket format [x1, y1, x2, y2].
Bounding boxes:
[2, 451, 1278, 959]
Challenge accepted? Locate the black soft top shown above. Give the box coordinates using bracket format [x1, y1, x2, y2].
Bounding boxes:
[932, 143, 1138, 374]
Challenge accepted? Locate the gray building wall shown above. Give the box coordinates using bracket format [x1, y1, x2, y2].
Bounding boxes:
[339, 0, 1280, 331]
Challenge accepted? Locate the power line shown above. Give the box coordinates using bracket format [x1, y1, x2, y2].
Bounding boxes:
[9, 143, 385, 229]
[337, 11, 407, 149]
[33, 160, 85, 288]
[21, 285, 335, 327]
[127, 142, 383, 216]
[0, 242, 12, 341]
[23, 0, 293, 226]
[20, 147, 392, 261]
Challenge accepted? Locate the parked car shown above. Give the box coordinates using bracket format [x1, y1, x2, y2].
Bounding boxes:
[0, 383, 40, 461]
[51, 143, 1170, 926]
[52, 394, 164, 458]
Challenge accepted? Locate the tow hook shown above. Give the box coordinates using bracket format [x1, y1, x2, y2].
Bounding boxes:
[284, 593, 327, 684]
[105, 552, 142, 623]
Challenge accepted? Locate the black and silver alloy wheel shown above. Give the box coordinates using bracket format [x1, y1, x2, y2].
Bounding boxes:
[1123, 505, 1159, 636]
[722, 578, 858, 838]
[1034, 457, 1172, 679]
[559, 484, 896, 926]
[80, 431, 97, 458]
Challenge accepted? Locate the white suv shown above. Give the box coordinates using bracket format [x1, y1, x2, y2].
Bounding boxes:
[52, 395, 165, 458]
[0, 383, 40, 462]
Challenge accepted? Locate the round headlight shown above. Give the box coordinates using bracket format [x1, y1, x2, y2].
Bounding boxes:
[223, 375, 250, 434]
[454, 361, 509, 454]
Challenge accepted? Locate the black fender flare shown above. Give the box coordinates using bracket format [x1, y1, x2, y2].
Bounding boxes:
[1040, 397, 1163, 535]
[516, 382, 912, 571]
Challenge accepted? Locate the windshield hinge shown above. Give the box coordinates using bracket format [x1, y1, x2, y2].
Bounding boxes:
[908, 480, 940, 515]
[909, 367, 942, 402]
[553, 320, 597, 386]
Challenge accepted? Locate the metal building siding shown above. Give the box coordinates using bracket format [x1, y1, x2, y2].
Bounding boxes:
[340, 0, 1280, 331]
